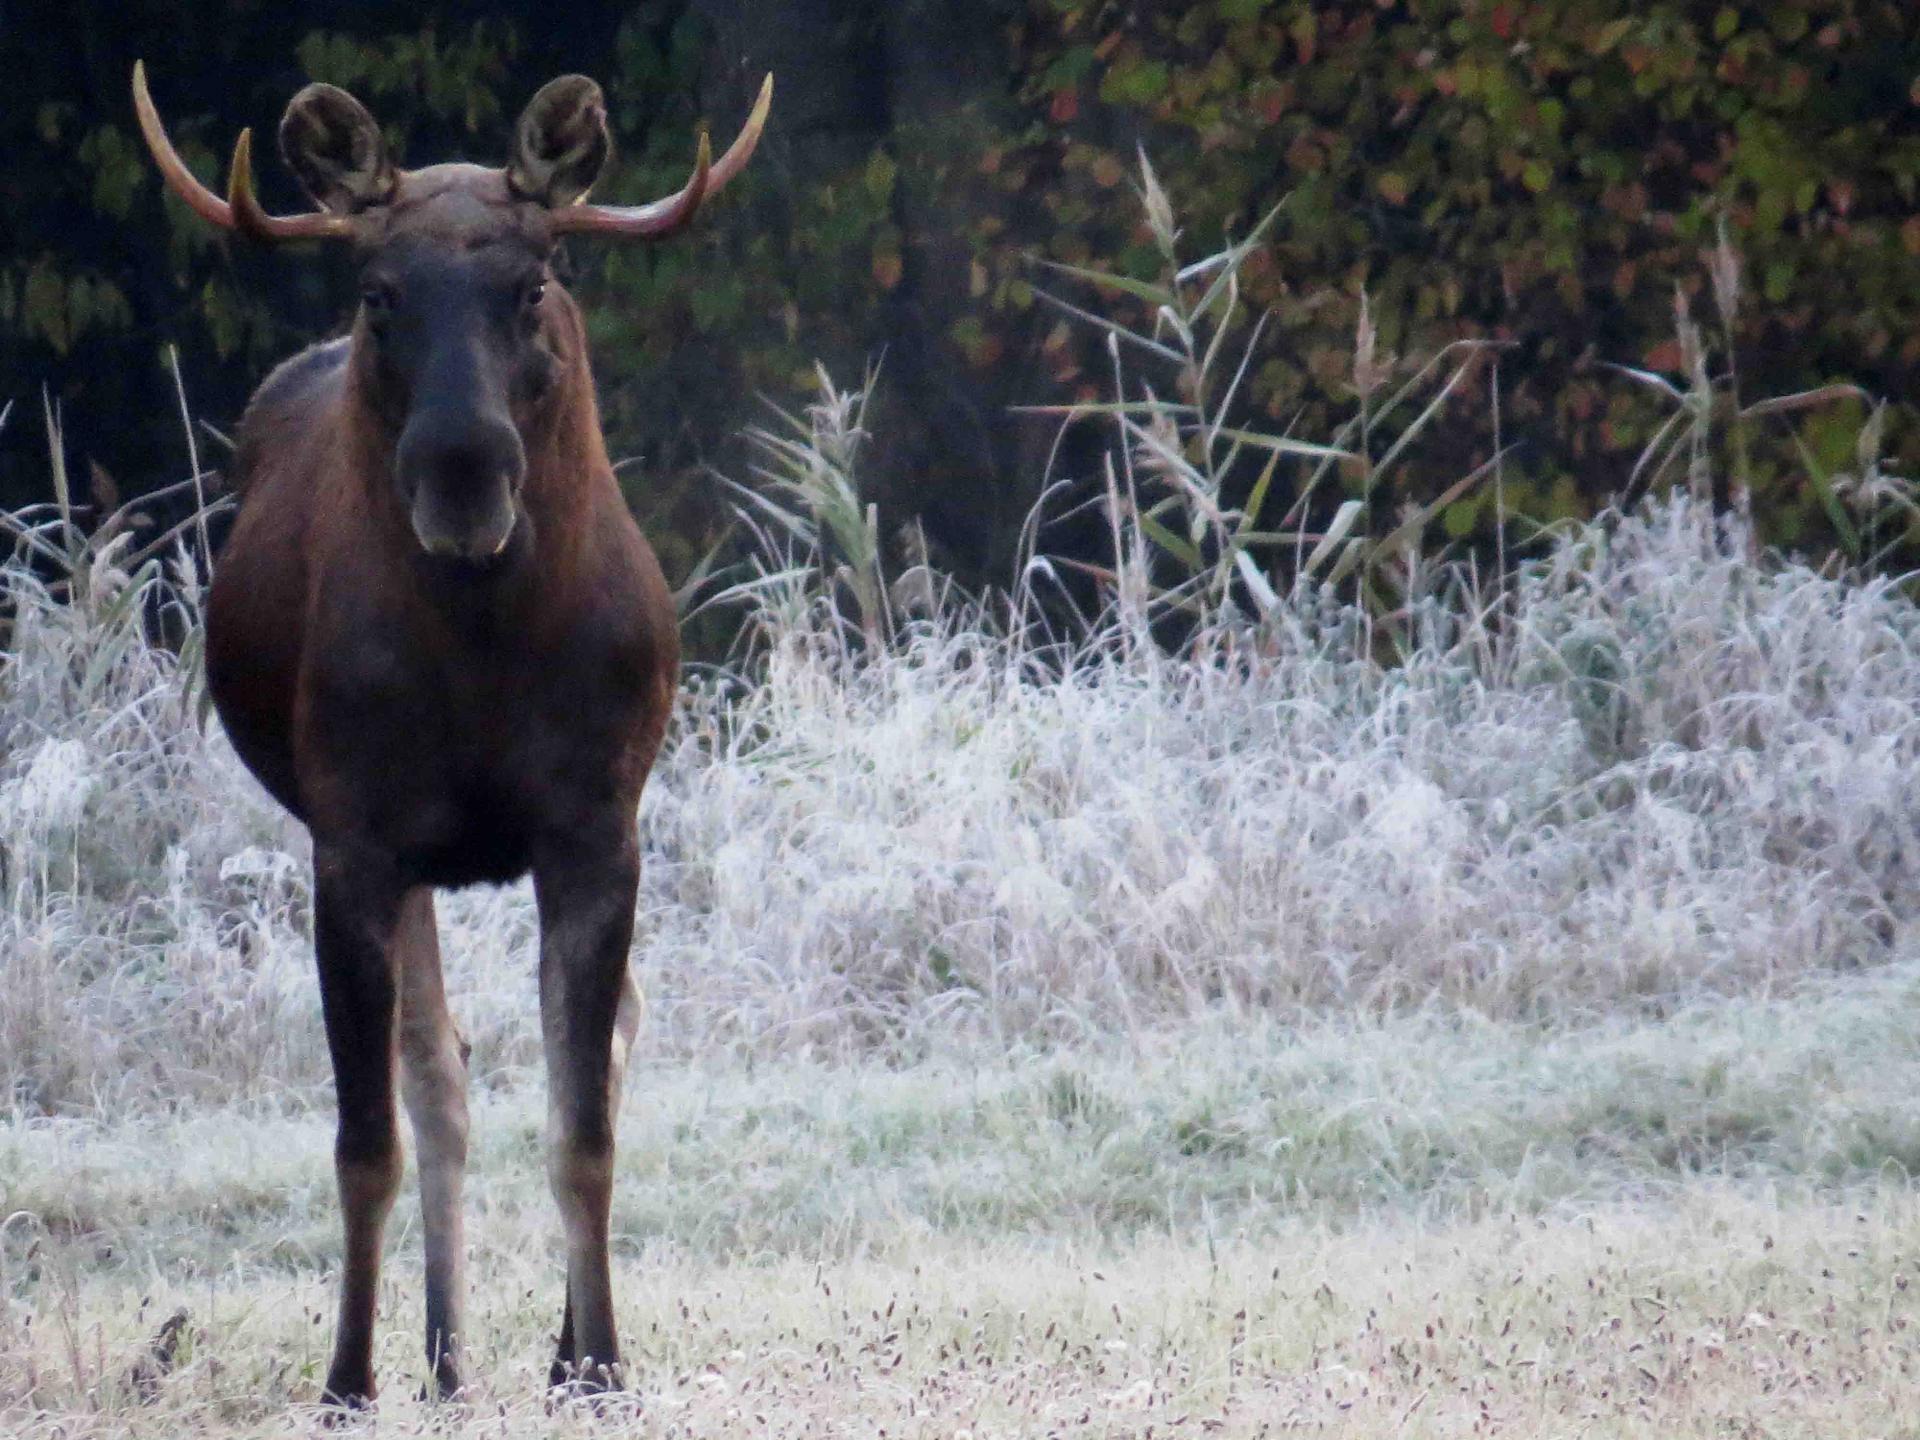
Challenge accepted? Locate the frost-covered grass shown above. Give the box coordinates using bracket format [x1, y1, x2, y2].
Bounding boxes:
[8, 160, 1916, 1111]
[11, 959, 1920, 1433]
[8, 165, 1920, 1432]
[10, 960, 1920, 1268]
[4, 493, 1919, 1114]
[8, 1157, 1920, 1435]
[15, 459, 1920, 1434]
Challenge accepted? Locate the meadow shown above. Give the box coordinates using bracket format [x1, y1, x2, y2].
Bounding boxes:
[4, 185, 1920, 1435]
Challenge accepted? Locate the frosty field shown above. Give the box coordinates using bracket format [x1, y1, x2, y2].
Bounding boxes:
[10, 1007, 1920, 1436]
[4, 479, 1920, 1435]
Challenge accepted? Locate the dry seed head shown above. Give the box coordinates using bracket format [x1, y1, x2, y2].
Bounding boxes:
[1707, 215, 1742, 331]
[1672, 284, 1708, 394]
[1136, 146, 1177, 256]
[1352, 290, 1390, 397]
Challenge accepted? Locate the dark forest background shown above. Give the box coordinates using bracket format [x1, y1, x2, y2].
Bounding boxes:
[4, 0, 1920, 615]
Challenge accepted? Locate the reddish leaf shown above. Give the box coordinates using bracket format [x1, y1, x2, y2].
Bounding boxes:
[1644, 339, 1684, 374]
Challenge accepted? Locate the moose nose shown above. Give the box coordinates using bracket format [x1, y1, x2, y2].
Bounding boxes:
[396, 408, 526, 561]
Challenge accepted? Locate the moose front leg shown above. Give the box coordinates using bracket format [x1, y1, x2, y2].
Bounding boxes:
[546, 965, 642, 1389]
[534, 835, 641, 1393]
[311, 846, 408, 1409]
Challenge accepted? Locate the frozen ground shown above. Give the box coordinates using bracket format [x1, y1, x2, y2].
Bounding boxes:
[4, 491, 1919, 1433]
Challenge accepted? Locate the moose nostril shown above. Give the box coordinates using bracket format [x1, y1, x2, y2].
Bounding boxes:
[396, 411, 526, 497]
[427, 446, 510, 492]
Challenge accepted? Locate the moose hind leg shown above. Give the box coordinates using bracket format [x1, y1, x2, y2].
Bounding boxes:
[534, 839, 641, 1392]
[312, 847, 408, 1409]
[396, 887, 471, 1400]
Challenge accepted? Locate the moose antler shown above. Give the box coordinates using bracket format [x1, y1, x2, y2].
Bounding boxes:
[135, 61, 773, 245]
[227, 128, 359, 242]
[133, 61, 355, 243]
[548, 74, 773, 240]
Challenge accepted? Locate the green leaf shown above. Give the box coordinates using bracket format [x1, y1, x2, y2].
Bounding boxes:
[1238, 448, 1283, 531]
[1443, 496, 1480, 538]
[864, 148, 899, 202]
[1379, 451, 1508, 556]
[1304, 499, 1364, 577]
[1137, 510, 1203, 570]
[1100, 58, 1170, 106]
[1593, 18, 1636, 52]
[1031, 256, 1174, 308]
[1012, 401, 1199, 416]
[1211, 426, 1354, 461]
[1795, 433, 1861, 559]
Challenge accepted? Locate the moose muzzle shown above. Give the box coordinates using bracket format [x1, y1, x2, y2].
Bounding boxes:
[395, 407, 526, 562]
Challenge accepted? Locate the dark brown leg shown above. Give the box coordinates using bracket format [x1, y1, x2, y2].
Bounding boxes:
[535, 835, 642, 1392]
[312, 846, 406, 1409]
[396, 887, 470, 1401]
[547, 967, 640, 1388]
[549, 1294, 575, 1390]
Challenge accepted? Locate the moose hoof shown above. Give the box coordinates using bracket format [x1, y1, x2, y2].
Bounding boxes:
[314, 1386, 375, 1426]
[417, 1370, 467, 1406]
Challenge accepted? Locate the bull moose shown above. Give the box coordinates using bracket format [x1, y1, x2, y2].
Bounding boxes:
[131, 61, 771, 1406]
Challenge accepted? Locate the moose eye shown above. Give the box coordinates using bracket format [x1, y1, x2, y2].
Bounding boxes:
[522, 281, 547, 311]
[360, 282, 398, 315]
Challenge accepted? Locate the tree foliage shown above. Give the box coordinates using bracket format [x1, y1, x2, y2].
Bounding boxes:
[3, 0, 1917, 589]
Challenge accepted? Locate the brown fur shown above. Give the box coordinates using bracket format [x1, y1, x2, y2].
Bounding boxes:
[206, 166, 678, 1406]
[136, 57, 767, 1404]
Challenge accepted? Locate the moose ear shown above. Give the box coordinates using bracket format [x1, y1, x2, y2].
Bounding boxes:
[278, 84, 396, 214]
[507, 76, 611, 208]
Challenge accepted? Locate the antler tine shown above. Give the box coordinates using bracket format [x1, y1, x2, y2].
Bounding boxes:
[228, 129, 356, 243]
[553, 130, 711, 240]
[133, 59, 235, 231]
[134, 62, 356, 244]
[705, 73, 775, 193]
[550, 73, 772, 240]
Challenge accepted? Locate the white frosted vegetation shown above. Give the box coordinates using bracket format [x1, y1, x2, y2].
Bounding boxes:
[10, 164, 1920, 1439]
[3, 495, 1917, 1115]
[641, 498, 1920, 1047]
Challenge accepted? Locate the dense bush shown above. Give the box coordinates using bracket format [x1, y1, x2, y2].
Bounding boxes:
[4, 1, 1917, 587]
[990, 0, 1920, 551]
[3, 160, 1917, 1115]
